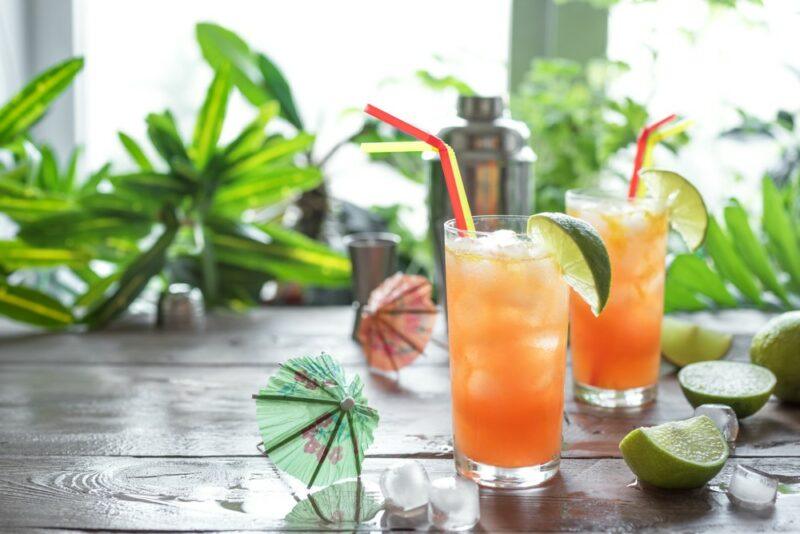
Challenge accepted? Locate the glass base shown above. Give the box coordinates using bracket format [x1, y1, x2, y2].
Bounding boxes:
[574, 381, 657, 408]
[455, 449, 559, 489]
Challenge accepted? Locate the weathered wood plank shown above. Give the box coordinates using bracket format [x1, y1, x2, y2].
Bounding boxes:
[0, 363, 796, 459]
[1, 456, 798, 532]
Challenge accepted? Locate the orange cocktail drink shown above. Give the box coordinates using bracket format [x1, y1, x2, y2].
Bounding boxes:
[566, 190, 668, 408]
[445, 216, 569, 488]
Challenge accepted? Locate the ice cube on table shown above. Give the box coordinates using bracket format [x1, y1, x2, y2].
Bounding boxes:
[380, 460, 430, 512]
[428, 476, 480, 531]
[726, 464, 778, 511]
[694, 404, 739, 441]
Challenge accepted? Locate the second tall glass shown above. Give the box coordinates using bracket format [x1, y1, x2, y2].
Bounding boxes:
[566, 189, 668, 408]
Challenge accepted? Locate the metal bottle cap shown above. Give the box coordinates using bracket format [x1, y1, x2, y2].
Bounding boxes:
[457, 95, 504, 122]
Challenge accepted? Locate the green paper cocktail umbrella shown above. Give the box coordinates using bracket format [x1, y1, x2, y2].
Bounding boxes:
[284, 480, 383, 527]
[254, 353, 379, 488]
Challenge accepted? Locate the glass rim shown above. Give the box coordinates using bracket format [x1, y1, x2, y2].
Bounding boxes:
[565, 187, 663, 208]
[443, 215, 532, 239]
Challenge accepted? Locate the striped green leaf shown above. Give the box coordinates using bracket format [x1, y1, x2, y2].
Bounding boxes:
[762, 176, 800, 289]
[222, 133, 314, 181]
[214, 166, 321, 215]
[118, 132, 154, 171]
[0, 196, 74, 222]
[191, 64, 231, 170]
[18, 211, 151, 247]
[0, 282, 73, 328]
[209, 220, 350, 287]
[74, 271, 122, 309]
[110, 172, 194, 199]
[146, 111, 189, 167]
[196, 23, 304, 130]
[0, 240, 90, 269]
[37, 144, 59, 191]
[222, 102, 279, 164]
[0, 57, 84, 146]
[704, 216, 762, 304]
[666, 254, 737, 307]
[83, 210, 179, 328]
[724, 199, 788, 304]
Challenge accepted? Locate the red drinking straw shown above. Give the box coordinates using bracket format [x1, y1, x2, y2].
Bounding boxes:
[628, 113, 677, 199]
[364, 104, 469, 231]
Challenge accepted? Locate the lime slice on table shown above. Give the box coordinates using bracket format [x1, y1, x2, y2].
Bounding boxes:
[619, 415, 728, 489]
[678, 360, 776, 418]
[527, 212, 611, 315]
[639, 169, 708, 251]
[661, 317, 733, 368]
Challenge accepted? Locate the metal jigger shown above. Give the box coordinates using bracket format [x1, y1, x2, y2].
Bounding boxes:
[343, 232, 400, 341]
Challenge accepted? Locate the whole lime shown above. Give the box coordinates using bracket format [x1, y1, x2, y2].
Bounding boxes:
[750, 311, 800, 403]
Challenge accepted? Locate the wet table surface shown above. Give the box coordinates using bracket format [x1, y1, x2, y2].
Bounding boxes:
[0, 306, 798, 532]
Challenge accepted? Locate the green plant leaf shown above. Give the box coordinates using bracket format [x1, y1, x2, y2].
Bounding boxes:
[222, 133, 314, 181]
[222, 102, 280, 164]
[208, 220, 350, 287]
[0, 195, 74, 222]
[255, 52, 303, 130]
[762, 176, 800, 289]
[213, 167, 321, 215]
[0, 240, 90, 269]
[199, 223, 218, 304]
[74, 271, 122, 309]
[83, 209, 179, 328]
[0, 57, 84, 146]
[415, 70, 475, 95]
[79, 162, 112, 195]
[63, 147, 80, 192]
[666, 254, 737, 307]
[664, 277, 708, 312]
[0, 281, 73, 328]
[191, 64, 232, 170]
[146, 111, 189, 168]
[723, 199, 788, 303]
[37, 144, 59, 191]
[704, 216, 762, 304]
[195, 23, 303, 130]
[18, 211, 151, 247]
[110, 172, 195, 199]
[118, 132, 154, 171]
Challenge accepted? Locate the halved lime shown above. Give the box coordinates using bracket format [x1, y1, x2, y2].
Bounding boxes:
[619, 415, 728, 489]
[678, 360, 776, 418]
[527, 212, 611, 315]
[661, 317, 733, 368]
[639, 169, 708, 251]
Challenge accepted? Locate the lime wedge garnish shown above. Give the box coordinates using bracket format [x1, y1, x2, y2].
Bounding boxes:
[639, 169, 708, 251]
[620, 415, 728, 489]
[678, 360, 776, 418]
[661, 317, 733, 368]
[527, 212, 611, 315]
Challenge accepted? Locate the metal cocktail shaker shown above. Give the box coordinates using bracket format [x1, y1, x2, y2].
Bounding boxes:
[428, 95, 535, 301]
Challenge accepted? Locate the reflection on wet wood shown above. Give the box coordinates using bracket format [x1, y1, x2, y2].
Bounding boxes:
[1, 456, 799, 532]
[0, 307, 797, 532]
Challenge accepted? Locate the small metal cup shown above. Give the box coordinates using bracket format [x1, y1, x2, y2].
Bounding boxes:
[343, 232, 400, 340]
[157, 283, 206, 331]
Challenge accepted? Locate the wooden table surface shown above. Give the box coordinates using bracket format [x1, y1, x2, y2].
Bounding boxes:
[0, 306, 798, 532]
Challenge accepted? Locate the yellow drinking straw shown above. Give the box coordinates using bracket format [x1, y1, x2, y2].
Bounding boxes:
[360, 141, 475, 232]
[360, 141, 436, 153]
[642, 119, 694, 169]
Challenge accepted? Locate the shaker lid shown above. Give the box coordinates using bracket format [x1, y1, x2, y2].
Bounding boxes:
[457, 96, 503, 121]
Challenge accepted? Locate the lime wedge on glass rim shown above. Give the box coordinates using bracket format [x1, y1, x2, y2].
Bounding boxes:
[639, 169, 708, 251]
[527, 212, 611, 315]
[619, 415, 728, 489]
[678, 360, 776, 418]
[661, 317, 733, 368]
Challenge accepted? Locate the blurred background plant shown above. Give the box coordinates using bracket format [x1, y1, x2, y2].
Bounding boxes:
[0, 54, 349, 329]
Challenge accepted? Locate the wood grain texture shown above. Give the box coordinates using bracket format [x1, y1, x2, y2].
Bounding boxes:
[0, 363, 796, 459]
[1, 456, 799, 532]
[0, 306, 798, 532]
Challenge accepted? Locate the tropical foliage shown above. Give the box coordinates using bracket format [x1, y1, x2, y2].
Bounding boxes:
[0, 54, 349, 329]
